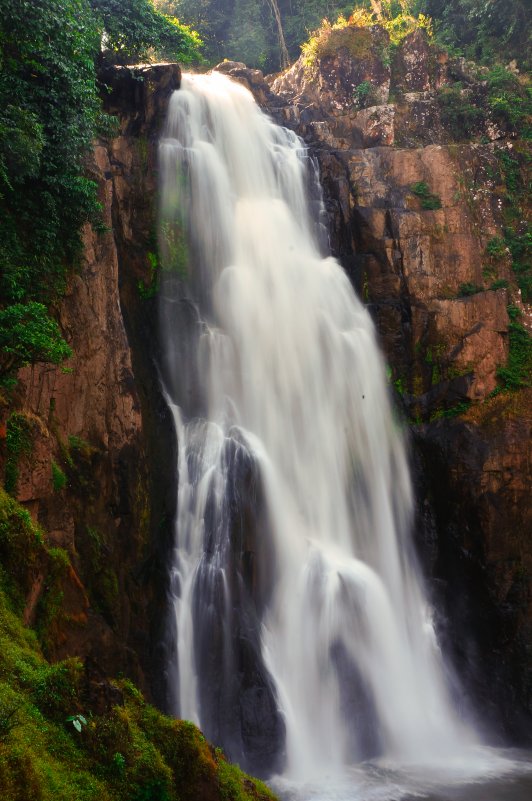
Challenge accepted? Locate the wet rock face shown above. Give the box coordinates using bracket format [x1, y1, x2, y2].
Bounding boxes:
[265, 25, 531, 742]
[12, 142, 148, 678]
[414, 398, 532, 740]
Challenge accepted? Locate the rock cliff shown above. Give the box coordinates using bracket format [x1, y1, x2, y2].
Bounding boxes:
[0, 64, 181, 703]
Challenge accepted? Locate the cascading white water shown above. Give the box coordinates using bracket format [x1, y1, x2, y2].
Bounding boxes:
[158, 71, 475, 779]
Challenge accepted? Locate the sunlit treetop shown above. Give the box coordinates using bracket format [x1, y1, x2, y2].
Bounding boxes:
[90, 0, 203, 64]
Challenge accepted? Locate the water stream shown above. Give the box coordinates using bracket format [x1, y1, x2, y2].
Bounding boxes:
[156, 71, 526, 791]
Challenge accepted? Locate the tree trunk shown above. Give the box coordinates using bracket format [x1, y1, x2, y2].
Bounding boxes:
[266, 0, 290, 70]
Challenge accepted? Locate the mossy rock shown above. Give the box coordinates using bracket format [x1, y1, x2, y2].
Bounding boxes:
[0, 492, 278, 801]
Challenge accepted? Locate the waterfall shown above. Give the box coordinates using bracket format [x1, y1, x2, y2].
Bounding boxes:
[158, 71, 473, 778]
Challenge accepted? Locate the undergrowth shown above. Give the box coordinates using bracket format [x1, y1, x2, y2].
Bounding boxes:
[0, 488, 277, 800]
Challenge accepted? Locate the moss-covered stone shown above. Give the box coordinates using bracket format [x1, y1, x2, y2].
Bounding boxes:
[0, 491, 278, 801]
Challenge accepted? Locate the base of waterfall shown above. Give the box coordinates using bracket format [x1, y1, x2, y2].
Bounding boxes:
[269, 748, 532, 801]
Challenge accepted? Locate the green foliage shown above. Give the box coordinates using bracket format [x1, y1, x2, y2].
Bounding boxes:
[91, 0, 202, 65]
[495, 149, 532, 302]
[137, 252, 161, 299]
[157, 0, 530, 73]
[67, 713, 88, 733]
[507, 303, 522, 321]
[497, 319, 532, 390]
[486, 236, 506, 259]
[112, 751, 127, 777]
[0, 0, 201, 380]
[4, 414, 34, 496]
[51, 462, 67, 493]
[301, 4, 432, 71]
[410, 181, 442, 209]
[424, 0, 530, 69]
[0, 303, 71, 380]
[354, 80, 377, 107]
[0, 0, 99, 380]
[437, 83, 484, 140]
[458, 282, 482, 296]
[0, 697, 22, 741]
[430, 400, 471, 420]
[486, 66, 530, 130]
[0, 107, 45, 191]
[490, 279, 509, 290]
[0, 0, 101, 297]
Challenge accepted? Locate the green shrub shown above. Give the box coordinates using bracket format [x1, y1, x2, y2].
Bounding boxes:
[458, 282, 483, 296]
[0, 303, 71, 381]
[486, 65, 530, 129]
[437, 84, 485, 139]
[490, 279, 509, 290]
[497, 320, 532, 390]
[354, 80, 377, 108]
[91, 0, 202, 65]
[410, 181, 442, 210]
[486, 236, 506, 258]
[4, 414, 34, 495]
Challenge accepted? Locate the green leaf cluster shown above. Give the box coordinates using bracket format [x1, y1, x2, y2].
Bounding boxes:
[423, 0, 530, 69]
[0, 303, 72, 379]
[410, 181, 442, 210]
[497, 318, 532, 391]
[0, 1, 201, 381]
[0, 0, 100, 379]
[4, 413, 35, 496]
[92, 0, 202, 65]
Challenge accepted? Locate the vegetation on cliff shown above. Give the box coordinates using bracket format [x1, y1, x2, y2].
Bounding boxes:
[0, 0, 201, 383]
[0, 488, 276, 801]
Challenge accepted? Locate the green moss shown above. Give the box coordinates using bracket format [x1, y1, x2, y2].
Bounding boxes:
[67, 435, 96, 459]
[82, 526, 119, 626]
[0, 488, 43, 606]
[159, 222, 189, 279]
[430, 401, 471, 421]
[217, 754, 275, 801]
[302, 20, 373, 70]
[0, 492, 278, 801]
